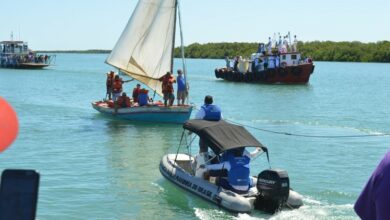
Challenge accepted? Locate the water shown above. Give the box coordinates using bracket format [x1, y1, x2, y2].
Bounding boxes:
[1, 54, 390, 219]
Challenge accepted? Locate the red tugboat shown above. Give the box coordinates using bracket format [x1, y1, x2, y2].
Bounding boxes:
[215, 36, 315, 84]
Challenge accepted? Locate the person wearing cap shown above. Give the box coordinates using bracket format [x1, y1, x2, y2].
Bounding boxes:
[176, 69, 187, 106]
[159, 71, 176, 106]
[132, 84, 141, 103]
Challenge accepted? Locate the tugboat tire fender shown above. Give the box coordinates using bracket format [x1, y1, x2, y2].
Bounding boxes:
[279, 68, 288, 77]
[292, 67, 302, 77]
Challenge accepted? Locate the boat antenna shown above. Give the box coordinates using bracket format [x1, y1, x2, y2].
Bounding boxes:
[177, 0, 189, 104]
[10, 31, 14, 41]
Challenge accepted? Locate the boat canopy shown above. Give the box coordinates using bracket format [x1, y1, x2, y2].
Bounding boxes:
[183, 120, 267, 154]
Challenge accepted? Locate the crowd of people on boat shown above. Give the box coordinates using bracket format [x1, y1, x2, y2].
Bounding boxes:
[0, 53, 51, 67]
[104, 69, 188, 110]
[224, 34, 312, 73]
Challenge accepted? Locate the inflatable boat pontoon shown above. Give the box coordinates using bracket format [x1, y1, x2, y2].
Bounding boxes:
[159, 120, 303, 213]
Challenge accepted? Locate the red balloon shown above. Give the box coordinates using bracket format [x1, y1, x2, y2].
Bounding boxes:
[0, 97, 19, 152]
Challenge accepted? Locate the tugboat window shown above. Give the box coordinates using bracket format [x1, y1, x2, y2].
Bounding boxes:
[291, 55, 297, 60]
[282, 55, 286, 60]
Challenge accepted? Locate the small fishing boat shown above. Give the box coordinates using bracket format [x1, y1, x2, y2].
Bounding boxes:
[0, 37, 54, 69]
[92, 0, 192, 123]
[160, 119, 303, 213]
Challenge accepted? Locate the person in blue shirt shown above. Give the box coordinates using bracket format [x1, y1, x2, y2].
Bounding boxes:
[201, 147, 263, 193]
[354, 149, 390, 220]
[195, 95, 222, 122]
[176, 69, 187, 106]
[195, 95, 222, 154]
[137, 89, 149, 106]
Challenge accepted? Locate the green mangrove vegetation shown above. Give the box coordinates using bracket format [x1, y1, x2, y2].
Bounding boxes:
[38, 41, 390, 63]
[174, 41, 390, 62]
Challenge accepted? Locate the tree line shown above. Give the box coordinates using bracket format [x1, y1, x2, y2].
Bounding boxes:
[174, 41, 390, 62]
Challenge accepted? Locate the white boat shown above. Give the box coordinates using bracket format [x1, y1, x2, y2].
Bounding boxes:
[160, 120, 304, 213]
[92, 0, 192, 123]
[0, 39, 54, 69]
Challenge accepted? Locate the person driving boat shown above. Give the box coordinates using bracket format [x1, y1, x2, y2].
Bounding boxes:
[200, 147, 263, 194]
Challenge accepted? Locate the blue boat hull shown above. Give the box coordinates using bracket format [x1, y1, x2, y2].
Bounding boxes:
[92, 101, 193, 124]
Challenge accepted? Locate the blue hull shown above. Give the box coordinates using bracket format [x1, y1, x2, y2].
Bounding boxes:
[92, 102, 193, 124]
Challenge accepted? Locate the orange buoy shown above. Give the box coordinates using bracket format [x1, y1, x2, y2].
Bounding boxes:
[0, 97, 19, 152]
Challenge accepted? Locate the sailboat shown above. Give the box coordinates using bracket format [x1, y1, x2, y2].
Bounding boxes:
[92, 0, 193, 124]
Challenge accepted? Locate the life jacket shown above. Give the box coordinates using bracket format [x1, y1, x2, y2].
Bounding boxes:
[132, 88, 140, 102]
[227, 152, 250, 191]
[138, 92, 149, 106]
[201, 104, 221, 121]
[162, 76, 174, 93]
[112, 80, 123, 93]
[117, 96, 131, 108]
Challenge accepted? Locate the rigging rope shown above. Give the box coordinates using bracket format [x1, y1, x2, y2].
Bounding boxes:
[225, 119, 390, 138]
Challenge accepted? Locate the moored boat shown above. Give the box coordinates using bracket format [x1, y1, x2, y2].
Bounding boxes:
[160, 119, 303, 213]
[92, 0, 193, 123]
[0, 38, 54, 69]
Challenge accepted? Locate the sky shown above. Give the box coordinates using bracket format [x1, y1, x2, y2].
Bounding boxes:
[0, 0, 389, 50]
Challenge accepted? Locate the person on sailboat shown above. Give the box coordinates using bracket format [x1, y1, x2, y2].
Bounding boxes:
[176, 70, 187, 106]
[159, 72, 176, 106]
[112, 75, 134, 102]
[132, 84, 141, 103]
[116, 92, 132, 108]
[138, 89, 149, 106]
[200, 147, 263, 194]
[106, 71, 115, 100]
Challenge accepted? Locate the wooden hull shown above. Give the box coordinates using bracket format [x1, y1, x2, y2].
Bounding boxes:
[215, 63, 314, 84]
[92, 101, 193, 124]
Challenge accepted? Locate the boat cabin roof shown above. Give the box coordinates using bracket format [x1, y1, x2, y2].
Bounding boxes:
[183, 120, 266, 154]
[0, 41, 25, 44]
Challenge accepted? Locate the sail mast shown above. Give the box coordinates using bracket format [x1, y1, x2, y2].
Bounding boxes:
[170, 0, 178, 74]
[177, 0, 189, 104]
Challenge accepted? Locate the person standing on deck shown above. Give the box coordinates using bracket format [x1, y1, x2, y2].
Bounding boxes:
[159, 72, 176, 106]
[176, 69, 187, 106]
[267, 37, 272, 55]
[106, 71, 115, 100]
[194, 95, 223, 177]
[225, 56, 231, 69]
[195, 95, 222, 153]
[112, 75, 133, 101]
[354, 149, 390, 220]
[292, 35, 298, 52]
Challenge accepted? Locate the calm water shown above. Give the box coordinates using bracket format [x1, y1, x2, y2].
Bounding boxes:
[1, 54, 390, 219]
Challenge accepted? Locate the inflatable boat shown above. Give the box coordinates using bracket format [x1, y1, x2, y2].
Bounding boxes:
[159, 120, 303, 213]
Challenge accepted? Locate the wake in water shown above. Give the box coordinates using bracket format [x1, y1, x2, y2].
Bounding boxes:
[192, 195, 355, 220]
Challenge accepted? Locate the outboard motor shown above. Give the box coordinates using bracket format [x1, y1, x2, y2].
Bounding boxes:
[255, 169, 290, 213]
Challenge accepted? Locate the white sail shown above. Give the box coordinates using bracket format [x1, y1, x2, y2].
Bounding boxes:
[106, 0, 177, 96]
